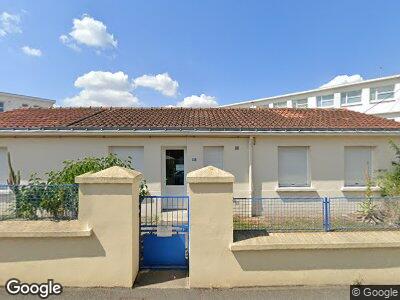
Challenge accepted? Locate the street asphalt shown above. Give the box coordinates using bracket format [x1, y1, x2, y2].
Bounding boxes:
[0, 285, 350, 300]
[0, 270, 350, 299]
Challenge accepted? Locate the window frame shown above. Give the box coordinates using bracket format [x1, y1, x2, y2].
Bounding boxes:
[316, 94, 334, 108]
[292, 99, 308, 108]
[340, 90, 362, 106]
[278, 146, 310, 187]
[370, 85, 395, 103]
[0, 102, 4, 112]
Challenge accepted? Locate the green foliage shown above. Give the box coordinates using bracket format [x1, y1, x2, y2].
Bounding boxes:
[47, 154, 132, 184]
[8, 154, 149, 220]
[47, 153, 149, 196]
[11, 175, 78, 220]
[378, 140, 400, 197]
[356, 173, 384, 224]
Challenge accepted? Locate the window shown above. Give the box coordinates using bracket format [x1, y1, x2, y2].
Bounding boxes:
[0, 148, 7, 184]
[370, 85, 395, 102]
[165, 149, 184, 185]
[203, 146, 223, 169]
[278, 147, 309, 187]
[344, 147, 372, 186]
[273, 101, 287, 108]
[21, 104, 29, 108]
[109, 146, 144, 172]
[292, 99, 308, 108]
[341, 90, 362, 106]
[316, 94, 334, 107]
[0, 102, 4, 112]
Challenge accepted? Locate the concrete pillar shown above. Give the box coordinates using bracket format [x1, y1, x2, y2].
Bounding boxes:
[187, 166, 235, 287]
[76, 166, 142, 287]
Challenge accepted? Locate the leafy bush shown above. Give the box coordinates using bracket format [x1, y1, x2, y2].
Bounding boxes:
[377, 140, 400, 196]
[10, 154, 149, 220]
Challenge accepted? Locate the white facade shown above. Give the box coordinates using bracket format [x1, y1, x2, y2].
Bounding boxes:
[0, 92, 55, 112]
[223, 74, 400, 121]
[0, 134, 399, 198]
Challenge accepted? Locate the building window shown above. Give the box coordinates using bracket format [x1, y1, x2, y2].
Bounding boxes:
[21, 104, 29, 108]
[292, 99, 308, 108]
[203, 146, 224, 169]
[0, 148, 7, 184]
[316, 94, 334, 107]
[341, 90, 362, 106]
[344, 146, 372, 186]
[109, 146, 144, 172]
[0, 102, 4, 112]
[273, 101, 287, 108]
[278, 146, 310, 187]
[370, 85, 395, 102]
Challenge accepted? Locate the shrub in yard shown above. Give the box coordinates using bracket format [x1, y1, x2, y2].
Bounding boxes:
[356, 175, 384, 224]
[46, 154, 149, 197]
[378, 140, 400, 197]
[7, 154, 149, 220]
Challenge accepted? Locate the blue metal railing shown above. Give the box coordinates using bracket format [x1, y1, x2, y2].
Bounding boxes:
[233, 196, 400, 233]
[0, 184, 78, 221]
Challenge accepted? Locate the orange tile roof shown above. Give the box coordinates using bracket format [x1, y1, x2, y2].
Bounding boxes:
[0, 107, 399, 132]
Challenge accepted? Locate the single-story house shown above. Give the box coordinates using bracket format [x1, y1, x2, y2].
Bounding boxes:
[0, 107, 399, 199]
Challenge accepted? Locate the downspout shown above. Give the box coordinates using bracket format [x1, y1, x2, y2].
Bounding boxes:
[248, 136, 255, 199]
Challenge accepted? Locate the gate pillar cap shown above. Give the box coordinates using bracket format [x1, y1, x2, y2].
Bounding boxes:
[75, 166, 143, 184]
[187, 166, 234, 184]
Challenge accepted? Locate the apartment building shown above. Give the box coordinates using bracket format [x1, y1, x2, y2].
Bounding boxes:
[0, 92, 55, 112]
[223, 74, 400, 121]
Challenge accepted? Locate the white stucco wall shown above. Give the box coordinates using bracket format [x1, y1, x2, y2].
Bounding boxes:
[0, 134, 398, 197]
[0, 93, 55, 112]
[225, 76, 400, 121]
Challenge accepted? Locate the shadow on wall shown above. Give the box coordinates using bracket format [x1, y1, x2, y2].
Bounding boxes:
[0, 233, 105, 263]
[233, 248, 400, 271]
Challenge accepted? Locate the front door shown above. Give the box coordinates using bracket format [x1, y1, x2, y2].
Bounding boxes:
[162, 148, 187, 200]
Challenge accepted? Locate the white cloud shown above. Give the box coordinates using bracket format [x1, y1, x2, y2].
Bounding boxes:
[133, 73, 179, 97]
[176, 94, 218, 108]
[21, 46, 42, 57]
[320, 74, 363, 88]
[63, 71, 139, 107]
[59, 34, 81, 52]
[0, 12, 21, 37]
[60, 15, 117, 50]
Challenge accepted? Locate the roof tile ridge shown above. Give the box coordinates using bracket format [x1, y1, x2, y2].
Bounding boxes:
[64, 108, 107, 127]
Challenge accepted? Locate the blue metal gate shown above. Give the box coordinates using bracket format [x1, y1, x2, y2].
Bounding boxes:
[140, 196, 189, 269]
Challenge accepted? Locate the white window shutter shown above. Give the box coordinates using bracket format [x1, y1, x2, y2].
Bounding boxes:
[203, 146, 224, 170]
[278, 147, 309, 187]
[0, 148, 7, 184]
[110, 146, 144, 173]
[345, 147, 372, 186]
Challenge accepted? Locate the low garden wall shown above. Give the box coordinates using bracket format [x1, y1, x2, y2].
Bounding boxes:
[0, 167, 142, 288]
[188, 166, 400, 288]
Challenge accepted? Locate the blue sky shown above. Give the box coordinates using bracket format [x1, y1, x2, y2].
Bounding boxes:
[0, 0, 400, 107]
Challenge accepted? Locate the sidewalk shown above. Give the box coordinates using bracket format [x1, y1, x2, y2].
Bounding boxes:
[0, 270, 350, 299]
[0, 285, 349, 299]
